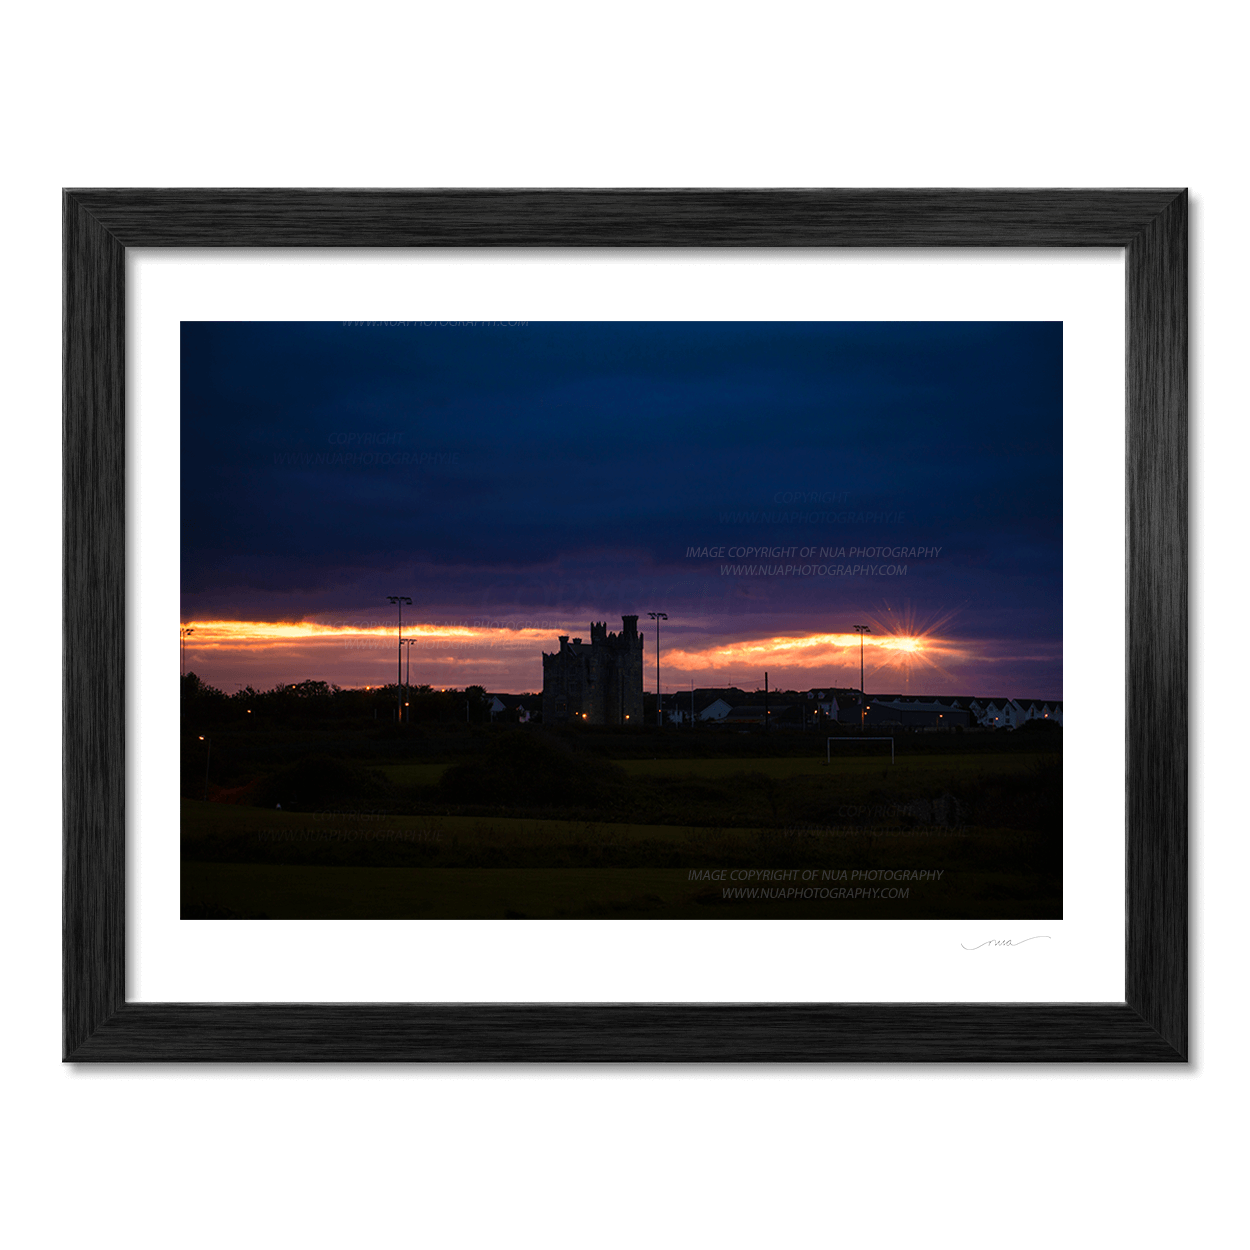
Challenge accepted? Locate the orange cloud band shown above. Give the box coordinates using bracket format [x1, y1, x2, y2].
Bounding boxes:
[180, 620, 971, 671]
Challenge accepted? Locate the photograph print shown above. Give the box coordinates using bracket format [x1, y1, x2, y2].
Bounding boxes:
[180, 320, 1062, 921]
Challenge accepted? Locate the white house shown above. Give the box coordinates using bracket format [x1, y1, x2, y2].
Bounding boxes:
[1014, 699, 1063, 727]
[659, 693, 698, 725]
[805, 690, 839, 718]
[697, 698, 733, 722]
[488, 694, 532, 724]
[968, 698, 1022, 729]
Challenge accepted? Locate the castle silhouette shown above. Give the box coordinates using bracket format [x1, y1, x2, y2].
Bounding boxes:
[541, 615, 645, 726]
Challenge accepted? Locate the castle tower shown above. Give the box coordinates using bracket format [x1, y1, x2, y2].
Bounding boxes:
[541, 615, 644, 725]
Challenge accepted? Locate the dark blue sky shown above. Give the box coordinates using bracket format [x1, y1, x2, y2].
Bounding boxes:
[181, 321, 1062, 697]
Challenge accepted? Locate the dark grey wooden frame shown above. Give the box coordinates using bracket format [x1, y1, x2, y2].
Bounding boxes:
[63, 189, 1187, 1061]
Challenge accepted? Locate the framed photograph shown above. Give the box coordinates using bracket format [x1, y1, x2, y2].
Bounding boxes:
[64, 189, 1186, 1061]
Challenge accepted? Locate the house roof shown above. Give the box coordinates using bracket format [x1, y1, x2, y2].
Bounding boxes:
[783, 693, 1060, 711]
[871, 698, 964, 713]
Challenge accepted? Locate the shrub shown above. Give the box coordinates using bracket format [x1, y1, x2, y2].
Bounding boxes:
[252, 755, 394, 811]
[437, 731, 625, 807]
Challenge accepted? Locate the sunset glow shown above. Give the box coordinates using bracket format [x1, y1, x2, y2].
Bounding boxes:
[667, 631, 957, 668]
[182, 619, 534, 646]
[179, 616, 984, 693]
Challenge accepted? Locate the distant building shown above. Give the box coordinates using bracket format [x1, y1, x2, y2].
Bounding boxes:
[943, 698, 1062, 729]
[836, 694, 863, 725]
[831, 694, 1061, 729]
[488, 693, 536, 724]
[541, 616, 644, 726]
[725, 705, 796, 726]
[861, 697, 971, 728]
[806, 690, 840, 718]
[697, 697, 733, 722]
[969, 698, 1022, 729]
[659, 693, 702, 725]
[1013, 699, 1063, 727]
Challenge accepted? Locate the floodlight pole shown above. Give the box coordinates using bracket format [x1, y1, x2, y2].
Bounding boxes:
[401, 637, 416, 722]
[388, 596, 412, 723]
[648, 612, 668, 727]
[854, 625, 872, 733]
[181, 626, 194, 678]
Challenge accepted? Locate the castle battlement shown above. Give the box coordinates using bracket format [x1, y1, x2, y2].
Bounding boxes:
[542, 615, 644, 725]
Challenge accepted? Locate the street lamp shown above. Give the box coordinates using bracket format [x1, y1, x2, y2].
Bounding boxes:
[647, 612, 668, 727]
[387, 596, 412, 723]
[853, 625, 872, 732]
[181, 626, 195, 678]
[401, 637, 417, 722]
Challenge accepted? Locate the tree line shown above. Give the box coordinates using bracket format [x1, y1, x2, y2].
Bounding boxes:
[181, 672, 501, 725]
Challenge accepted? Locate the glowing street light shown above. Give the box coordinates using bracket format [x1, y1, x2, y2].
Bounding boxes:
[197, 735, 211, 801]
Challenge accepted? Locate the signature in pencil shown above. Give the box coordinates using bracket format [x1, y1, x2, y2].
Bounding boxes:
[961, 936, 1052, 950]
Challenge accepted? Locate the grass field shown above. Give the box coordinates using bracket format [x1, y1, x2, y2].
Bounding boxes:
[615, 753, 1050, 780]
[375, 753, 1053, 787]
[183, 861, 1058, 921]
[180, 797, 716, 848]
[375, 762, 449, 787]
[182, 730, 1060, 919]
[182, 788, 1060, 920]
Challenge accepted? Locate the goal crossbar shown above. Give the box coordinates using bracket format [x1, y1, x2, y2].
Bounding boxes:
[826, 736, 895, 764]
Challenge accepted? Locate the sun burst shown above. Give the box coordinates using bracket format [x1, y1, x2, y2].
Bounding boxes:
[860, 601, 965, 687]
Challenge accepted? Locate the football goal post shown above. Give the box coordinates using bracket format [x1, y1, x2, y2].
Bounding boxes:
[827, 736, 895, 764]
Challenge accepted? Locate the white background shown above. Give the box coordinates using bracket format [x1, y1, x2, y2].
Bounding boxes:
[131, 249, 1124, 1004]
[2, 3, 1242, 1248]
